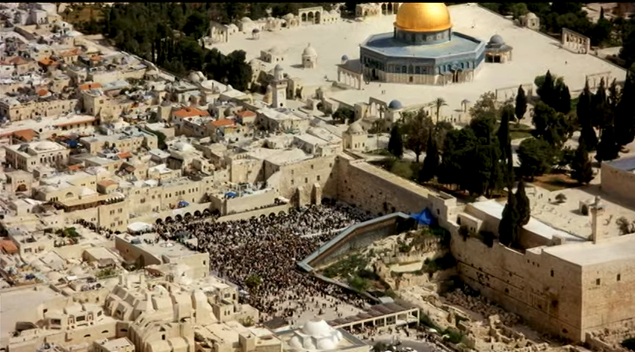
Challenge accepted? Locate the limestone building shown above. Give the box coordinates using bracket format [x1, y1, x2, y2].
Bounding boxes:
[301, 44, 318, 69]
[358, 3, 486, 85]
[519, 12, 540, 31]
[4, 140, 70, 172]
[484, 35, 513, 63]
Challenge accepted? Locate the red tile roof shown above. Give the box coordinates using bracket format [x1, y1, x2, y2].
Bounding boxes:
[9, 56, 29, 65]
[79, 82, 102, 91]
[12, 129, 37, 142]
[0, 239, 18, 254]
[117, 152, 132, 159]
[211, 119, 235, 127]
[236, 110, 256, 118]
[37, 89, 49, 97]
[172, 107, 210, 118]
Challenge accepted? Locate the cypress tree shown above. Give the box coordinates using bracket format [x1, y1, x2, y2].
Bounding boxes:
[570, 140, 595, 184]
[515, 85, 527, 122]
[595, 124, 620, 162]
[578, 81, 598, 150]
[388, 124, 404, 159]
[592, 78, 608, 129]
[497, 106, 512, 164]
[499, 192, 520, 247]
[558, 84, 571, 114]
[538, 70, 555, 108]
[515, 180, 531, 226]
[615, 73, 635, 146]
[419, 133, 439, 183]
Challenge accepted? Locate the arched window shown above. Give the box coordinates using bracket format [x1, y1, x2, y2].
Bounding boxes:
[401, 65, 406, 73]
[415, 67, 421, 74]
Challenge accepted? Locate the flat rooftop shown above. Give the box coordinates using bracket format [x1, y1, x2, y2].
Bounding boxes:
[362, 31, 482, 59]
[605, 156, 635, 171]
[544, 233, 635, 266]
[470, 200, 587, 243]
[0, 286, 63, 340]
[213, 3, 626, 111]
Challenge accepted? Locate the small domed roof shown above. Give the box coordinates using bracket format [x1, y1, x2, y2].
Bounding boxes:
[388, 100, 403, 110]
[274, 64, 283, 72]
[249, 59, 259, 67]
[526, 12, 538, 19]
[302, 43, 317, 57]
[34, 141, 60, 151]
[269, 46, 283, 55]
[347, 122, 364, 134]
[241, 17, 252, 23]
[283, 13, 295, 20]
[301, 320, 332, 337]
[341, 54, 349, 61]
[489, 34, 504, 45]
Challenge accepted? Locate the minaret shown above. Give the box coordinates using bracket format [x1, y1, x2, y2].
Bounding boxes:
[271, 64, 287, 109]
[590, 196, 605, 244]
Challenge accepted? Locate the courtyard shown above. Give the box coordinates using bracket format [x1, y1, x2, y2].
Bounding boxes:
[211, 4, 626, 113]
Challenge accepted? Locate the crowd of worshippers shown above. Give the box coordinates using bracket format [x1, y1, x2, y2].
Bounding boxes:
[154, 201, 375, 321]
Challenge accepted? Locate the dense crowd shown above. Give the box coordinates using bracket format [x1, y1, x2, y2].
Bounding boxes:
[154, 202, 375, 322]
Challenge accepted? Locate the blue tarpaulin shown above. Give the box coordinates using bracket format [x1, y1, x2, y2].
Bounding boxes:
[178, 201, 189, 207]
[411, 208, 435, 225]
[225, 192, 237, 198]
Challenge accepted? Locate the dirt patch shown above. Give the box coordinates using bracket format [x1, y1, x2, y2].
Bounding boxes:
[531, 173, 579, 192]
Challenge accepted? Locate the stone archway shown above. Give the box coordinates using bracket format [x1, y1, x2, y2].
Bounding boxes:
[301, 13, 307, 22]
[308, 12, 314, 23]
[194, 210, 201, 217]
[382, 3, 387, 14]
[387, 3, 393, 14]
[16, 184, 27, 192]
[315, 11, 321, 24]
[175, 214, 183, 222]
[156, 218, 163, 225]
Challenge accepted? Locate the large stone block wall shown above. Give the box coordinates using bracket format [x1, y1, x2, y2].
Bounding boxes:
[311, 218, 403, 269]
[580, 255, 635, 334]
[601, 163, 635, 206]
[336, 157, 433, 215]
[450, 233, 584, 341]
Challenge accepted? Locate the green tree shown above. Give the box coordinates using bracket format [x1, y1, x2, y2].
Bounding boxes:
[404, 110, 433, 163]
[592, 78, 609, 129]
[577, 81, 598, 150]
[515, 85, 527, 122]
[388, 125, 404, 159]
[245, 274, 262, 291]
[557, 83, 571, 114]
[532, 101, 572, 148]
[515, 180, 531, 226]
[518, 138, 553, 179]
[595, 125, 620, 163]
[499, 192, 520, 247]
[469, 91, 498, 120]
[434, 97, 447, 124]
[536, 70, 555, 108]
[615, 73, 635, 146]
[498, 105, 513, 165]
[570, 140, 595, 184]
[419, 133, 439, 183]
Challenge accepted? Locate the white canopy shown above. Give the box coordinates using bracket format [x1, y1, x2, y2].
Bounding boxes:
[127, 222, 154, 233]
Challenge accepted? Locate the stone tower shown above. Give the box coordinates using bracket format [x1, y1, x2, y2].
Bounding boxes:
[590, 196, 605, 244]
[271, 64, 287, 108]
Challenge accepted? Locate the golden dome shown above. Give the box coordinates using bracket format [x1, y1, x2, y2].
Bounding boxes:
[394, 3, 452, 33]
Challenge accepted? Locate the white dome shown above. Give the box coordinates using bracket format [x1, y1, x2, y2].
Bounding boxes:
[303, 44, 317, 57]
[301, 320, 331, 337]
[173, 141, 194, 152]
[249, 59, 260, 67]
[34, 141, 60, 151]
[303, 339, 316, 350]
[289, 336, 303, 349]
[241, 17, 252, 22]
[316, 339, 336, 350]
[269, 46, 283, 55]
[346, 122, 364, 134]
